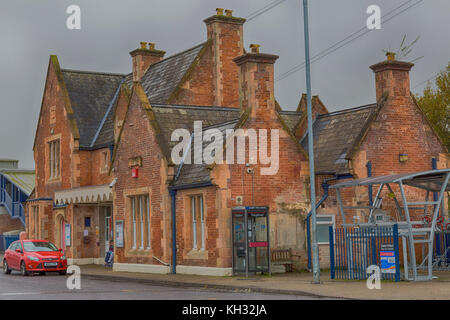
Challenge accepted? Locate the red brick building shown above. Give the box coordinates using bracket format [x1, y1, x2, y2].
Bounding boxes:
[26, 9, 449, 274]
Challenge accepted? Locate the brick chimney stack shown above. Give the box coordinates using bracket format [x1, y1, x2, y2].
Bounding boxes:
[370, 52, 414, 102]
[130, 42, 166, 82]
[204, 8, 246, 107]
[233, 44, 279, 120]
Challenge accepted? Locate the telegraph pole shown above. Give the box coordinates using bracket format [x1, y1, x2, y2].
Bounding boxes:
[302, 0, 320, 283]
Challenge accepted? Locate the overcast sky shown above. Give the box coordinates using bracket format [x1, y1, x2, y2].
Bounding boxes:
[1, 0, 449, 169]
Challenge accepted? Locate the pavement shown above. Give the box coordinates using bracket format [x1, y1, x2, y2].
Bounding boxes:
[0, 268, 316, 300]
[78, 264, 450, 300]
[2, 252, 450, 300]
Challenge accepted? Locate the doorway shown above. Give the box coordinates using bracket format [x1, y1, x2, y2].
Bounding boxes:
[99, 205, 113, 258]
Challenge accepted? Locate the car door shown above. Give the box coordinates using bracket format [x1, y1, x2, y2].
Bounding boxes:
[15, 242, 24, 269]
[7, 242, 18, 269]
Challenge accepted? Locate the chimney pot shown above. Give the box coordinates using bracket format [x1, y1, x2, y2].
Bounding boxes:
[148, 42, 155, 50]
[250, 44, 260, 53]
[386, 52, 396, 61]
[140, 42, 147, 50]
[216, 8, 224, 16]
[225, 9, 233, 17]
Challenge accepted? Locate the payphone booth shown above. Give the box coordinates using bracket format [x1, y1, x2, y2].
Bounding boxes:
[232, 206, 270, 276]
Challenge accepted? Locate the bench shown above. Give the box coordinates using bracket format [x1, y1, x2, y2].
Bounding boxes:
[271, 248, 293, 272]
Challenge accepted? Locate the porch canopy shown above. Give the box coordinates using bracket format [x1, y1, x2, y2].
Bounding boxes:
[330, 169, 450, 192]
[54, 184, 112, 205]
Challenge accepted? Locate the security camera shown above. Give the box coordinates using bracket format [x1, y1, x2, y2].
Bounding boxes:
[109, 178, 117, 188]
[246, 168, 254, 174]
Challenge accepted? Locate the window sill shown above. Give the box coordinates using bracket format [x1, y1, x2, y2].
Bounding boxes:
[186, 248, 208, 260]
[46, 177, 61, 184]
[128, 248, 151, 255]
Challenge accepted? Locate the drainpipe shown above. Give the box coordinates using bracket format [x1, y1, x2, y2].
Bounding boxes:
[306, 174, 353, 271]
[169, 189, 177, 274]
[366, 161, 373, 206]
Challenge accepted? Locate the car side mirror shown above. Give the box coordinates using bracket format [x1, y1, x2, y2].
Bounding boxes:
[59, 248, 63, 252]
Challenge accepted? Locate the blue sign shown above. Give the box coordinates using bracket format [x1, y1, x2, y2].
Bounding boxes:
[380, 250, 396, 274]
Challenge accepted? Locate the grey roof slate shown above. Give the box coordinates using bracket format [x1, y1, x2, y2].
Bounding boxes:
[61, 69, 125, 148]
[278, 110, 302, 132]
[173, 120, 239, 186]
[151, 104, 241, 153]
[141, 43, 205, 104]
[300, 104, 376, 174]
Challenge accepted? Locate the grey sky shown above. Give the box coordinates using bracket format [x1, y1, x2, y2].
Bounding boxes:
[1, 0, 449, 169]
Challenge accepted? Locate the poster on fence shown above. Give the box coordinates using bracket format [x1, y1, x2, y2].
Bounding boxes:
[380, 244, 396, 274]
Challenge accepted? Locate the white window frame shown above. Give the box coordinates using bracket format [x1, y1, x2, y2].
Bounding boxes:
[316, 214, 335, 245]
[200, 196, 205, 250]
[192, 197, 197, 249]
[146, 196, 151, 249]
[49, 139, 60, 179]
[191, 195, 205, 251]
[132, 197, 136, 249]
[139, 196, 144, 249]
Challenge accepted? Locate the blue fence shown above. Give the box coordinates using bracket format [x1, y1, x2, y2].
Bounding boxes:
[329, 224, 400, 281]
[0, 235, 20, 252]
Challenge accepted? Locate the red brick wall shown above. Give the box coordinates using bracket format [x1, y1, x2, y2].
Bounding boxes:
[172, 16, 244, 107]
[174, 187, 221, 267]
[113, 90, 169, 265]
[0, 213, 24, 234]
[33, 61, 75, 199]
[171, 45, 215, 106]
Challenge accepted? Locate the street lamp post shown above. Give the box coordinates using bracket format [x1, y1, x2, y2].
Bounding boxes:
[302, 0, 320, 284]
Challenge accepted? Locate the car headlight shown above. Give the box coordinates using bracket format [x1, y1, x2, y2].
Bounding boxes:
[27, 256, 39, 262]
[61, 255, 66, 260]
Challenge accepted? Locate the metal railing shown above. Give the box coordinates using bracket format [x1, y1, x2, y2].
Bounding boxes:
[329, 225, 400, 281]
[0, 188, 25, 225]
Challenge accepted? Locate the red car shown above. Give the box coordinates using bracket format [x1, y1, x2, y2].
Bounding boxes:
[3, 240, 67, 276]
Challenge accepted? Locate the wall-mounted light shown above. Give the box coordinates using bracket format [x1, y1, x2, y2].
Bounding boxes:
[399, 153, 408, 163]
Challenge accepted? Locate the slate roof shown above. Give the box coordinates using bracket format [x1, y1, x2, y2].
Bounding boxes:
[169, 108, 303, 187]
[60, 43, 206, 150]
[61, 69, 126, 148]
[151, 104, 241, 153]
[141, 43, 206, 104]
[278, 110, 302, 131]
[173, 120, 239, 186]
[300, 104, 376, 174]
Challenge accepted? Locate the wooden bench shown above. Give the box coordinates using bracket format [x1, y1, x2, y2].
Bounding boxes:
[271, 248, 293, 272]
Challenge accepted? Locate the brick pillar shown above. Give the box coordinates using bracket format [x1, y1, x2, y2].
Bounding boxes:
[233, 44, 279, 120]
[204, 8, 245, 108]
[130, 42, 166, 82]
[369, 52, 414, 102]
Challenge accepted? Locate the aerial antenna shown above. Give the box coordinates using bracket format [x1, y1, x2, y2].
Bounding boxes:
[382, 34, 423, 62]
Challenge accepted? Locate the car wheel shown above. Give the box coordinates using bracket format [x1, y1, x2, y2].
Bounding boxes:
[59, 270, 67, 276]
[3, 260, 11, 274]
[20, 261, 29, 277]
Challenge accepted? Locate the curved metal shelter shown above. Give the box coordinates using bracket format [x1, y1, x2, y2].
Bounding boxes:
[330, 169, 450, 281]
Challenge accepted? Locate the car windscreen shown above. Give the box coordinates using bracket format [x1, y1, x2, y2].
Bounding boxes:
[23, 241, 58, 252]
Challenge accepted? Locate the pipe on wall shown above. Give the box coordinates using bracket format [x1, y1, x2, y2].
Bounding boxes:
[169, 189, 177, 274]
[306, 174, 353, 271]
